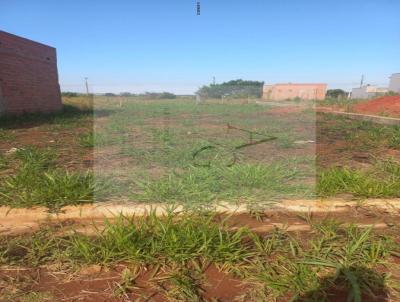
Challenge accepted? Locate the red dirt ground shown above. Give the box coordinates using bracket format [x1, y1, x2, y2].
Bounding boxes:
[268, 106, 305, 115]
[1, 210, 398, 301]
[352, 96, 400, 116]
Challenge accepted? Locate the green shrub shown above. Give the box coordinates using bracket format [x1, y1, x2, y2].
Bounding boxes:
[0, 147, 103, 210]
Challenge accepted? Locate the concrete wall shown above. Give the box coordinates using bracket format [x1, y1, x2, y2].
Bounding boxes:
[351, 85, 388, 99]
[351, 87, 371, 99]
[0, 31, 62, 115]
[389, 73, 400, 93]
[262, 83, 326, 100]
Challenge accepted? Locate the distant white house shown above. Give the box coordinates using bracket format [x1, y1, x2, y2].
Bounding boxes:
[351, 85, 388, 99]
[389, 73, 400, 93]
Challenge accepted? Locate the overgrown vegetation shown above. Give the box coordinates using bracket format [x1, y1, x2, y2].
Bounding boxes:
[2, 98, 400, 210]
[1, 96, 400, 301]
[318, 159, 400, 198]
[325, 88, 348, 99]
[0, 213, 399, 301]
[0, 147, 101, 211]
[134, 161, 313, 205]
[197, 79, 264, 99]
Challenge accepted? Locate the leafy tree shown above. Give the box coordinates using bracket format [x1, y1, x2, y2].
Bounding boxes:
[158, 92, 176, 99]
[120, 92, 133, 96]
[141, 92, 177, 99]
[326, 89, 347, 99]
[196, 79, 264, 99]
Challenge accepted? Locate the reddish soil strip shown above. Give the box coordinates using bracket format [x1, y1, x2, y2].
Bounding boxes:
[268, 106, 305, 115]
[0, 265, 257, 302]
[318, 110, 400, 126]
[353, 96, 400, 116]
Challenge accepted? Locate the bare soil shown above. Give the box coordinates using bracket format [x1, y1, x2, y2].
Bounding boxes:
[1, 206, 399, 302]
[0, 124, 93, 171]
[352, 96, 400, 117]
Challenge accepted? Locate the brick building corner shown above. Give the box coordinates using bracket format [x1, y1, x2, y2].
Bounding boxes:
[0, 30, 62, 115]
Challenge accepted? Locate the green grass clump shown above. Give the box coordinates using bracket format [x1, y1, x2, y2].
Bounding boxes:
[389, 126, 400, 148]
[15, 146, 56, 168]
[0, 147, 101, 210]
[0, 129, 16, 141]
[77, 132, 94, 148]
[0, 153, 8, 169]
[0, 166, 96, 210]
[67, 212, 252, 265]
[317, 160, 400, 198]
[250, 222, 397, 301]
[78, 130, 128, 148]
[0, 214, 398, 301]
[133, 162, 312, 205]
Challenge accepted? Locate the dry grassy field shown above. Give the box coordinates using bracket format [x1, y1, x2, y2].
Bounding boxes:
[1, 96, 400, 301]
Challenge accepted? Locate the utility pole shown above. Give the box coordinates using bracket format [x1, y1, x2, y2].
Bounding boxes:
[212, 76, 216, 85]
[360, 74, 364, 88]
[84, 77, 89, 94]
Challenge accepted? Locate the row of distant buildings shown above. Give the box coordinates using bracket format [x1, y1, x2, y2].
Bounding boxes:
[351, 73, 400, 99]
[1, 29, 399, 117]
[261, 73, 400, 101]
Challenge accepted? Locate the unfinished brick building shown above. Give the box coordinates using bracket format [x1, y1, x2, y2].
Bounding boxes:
[0, 31, 62, 115]
[262, 83, 327, 101]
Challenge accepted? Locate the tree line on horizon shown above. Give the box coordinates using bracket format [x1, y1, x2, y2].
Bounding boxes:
[63, 83, 393, 101]
[196, 79, 264, 99]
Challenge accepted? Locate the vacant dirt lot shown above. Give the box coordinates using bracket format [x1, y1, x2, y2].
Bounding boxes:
[1, 97, 400, 301]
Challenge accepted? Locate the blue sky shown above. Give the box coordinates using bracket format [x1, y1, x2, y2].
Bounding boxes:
[1, 0, 399, 94]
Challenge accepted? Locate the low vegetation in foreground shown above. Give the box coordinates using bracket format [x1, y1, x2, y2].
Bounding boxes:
[0, 212, 399, 301]
[318, 158, 400, 198]
[1, 98, 400, 210]
[0, 147, 100, 211]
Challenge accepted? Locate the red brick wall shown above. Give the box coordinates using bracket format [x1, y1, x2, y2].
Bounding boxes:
[0, 31, 62, 115]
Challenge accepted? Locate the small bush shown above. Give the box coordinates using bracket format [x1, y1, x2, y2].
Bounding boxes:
[0, 146, 102, 210]
[317, 165, 400, 198]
